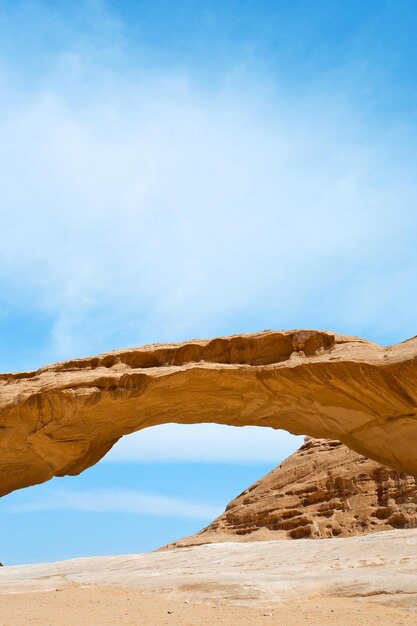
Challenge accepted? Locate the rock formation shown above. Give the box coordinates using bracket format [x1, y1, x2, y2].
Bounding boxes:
[2, 529, 417, 611]
[166, 438, 417, 548]
[1, 329, 417, 497]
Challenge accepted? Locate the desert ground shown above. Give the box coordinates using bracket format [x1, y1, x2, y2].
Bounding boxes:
[1, 587, 416, 626]
[1, 529, 417, 625]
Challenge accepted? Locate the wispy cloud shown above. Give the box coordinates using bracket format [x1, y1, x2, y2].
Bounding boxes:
[7, 488, 222, 520]
[104, 424, 304, 464]
[0, 2, 416, 374]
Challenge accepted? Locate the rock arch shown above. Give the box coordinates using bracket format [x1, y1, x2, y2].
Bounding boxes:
[1, 329, 416, 496]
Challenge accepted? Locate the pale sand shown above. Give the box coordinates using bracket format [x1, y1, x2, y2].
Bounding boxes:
[1, 529, 417, 624]
[0, 587, 416, 626]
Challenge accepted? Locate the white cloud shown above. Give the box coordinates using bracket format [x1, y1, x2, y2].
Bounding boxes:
[7, 488, 222, 520]
[105, 424, 304, 464]
[0, 3, 416, 371]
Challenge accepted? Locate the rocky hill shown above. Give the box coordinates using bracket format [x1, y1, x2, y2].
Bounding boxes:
[166, 438, 417, 548]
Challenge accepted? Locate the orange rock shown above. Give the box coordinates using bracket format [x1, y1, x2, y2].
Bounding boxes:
[1, 329, 417, 496]
[166, 438, 417, 548]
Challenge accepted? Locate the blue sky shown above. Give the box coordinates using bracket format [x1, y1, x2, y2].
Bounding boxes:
[0, 0, 417, 564]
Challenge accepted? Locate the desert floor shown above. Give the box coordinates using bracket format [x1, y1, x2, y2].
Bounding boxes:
[1, 587, 416, 626]
[1, 529, 417, 625]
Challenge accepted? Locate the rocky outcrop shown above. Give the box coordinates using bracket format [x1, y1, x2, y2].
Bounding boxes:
[2, 529, 417, 612]
[166, 438, 417, 548]
[1, 329, 417, 497]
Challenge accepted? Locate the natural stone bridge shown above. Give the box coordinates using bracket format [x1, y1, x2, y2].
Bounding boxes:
[1, 329, 416, 497]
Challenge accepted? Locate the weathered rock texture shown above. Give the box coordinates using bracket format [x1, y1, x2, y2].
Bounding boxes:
[1, 329, 417, 496]
[167, 438, 417, 548]
[2, 529, 417, 612]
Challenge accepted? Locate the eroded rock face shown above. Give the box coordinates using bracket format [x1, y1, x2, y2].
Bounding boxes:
[167, 438, 417, 548]
[1, 329, 417, 496]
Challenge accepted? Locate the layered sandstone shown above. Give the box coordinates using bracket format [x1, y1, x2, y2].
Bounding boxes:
[2, 529, 417, 615]
[1, 329, 417, 496]
[167, 438, 417, 548]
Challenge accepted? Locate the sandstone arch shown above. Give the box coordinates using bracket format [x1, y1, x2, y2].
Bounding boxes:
[0, 329, 416, 497]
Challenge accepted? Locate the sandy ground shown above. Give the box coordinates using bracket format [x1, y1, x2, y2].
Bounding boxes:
[1, 529, 417, 624]
[0, 587, 416, 626]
